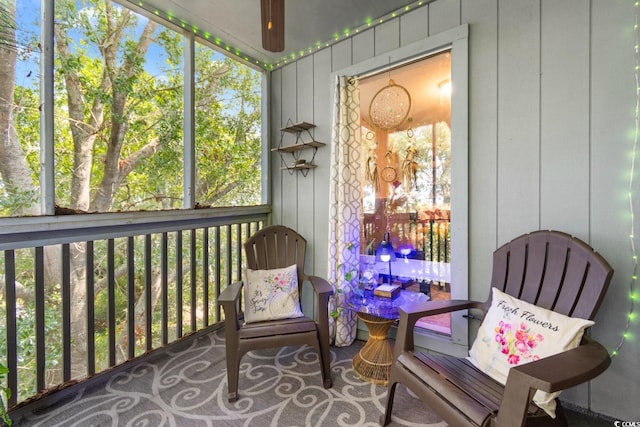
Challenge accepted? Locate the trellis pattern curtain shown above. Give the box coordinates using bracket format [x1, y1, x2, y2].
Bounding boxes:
[327, 76, 362, 347]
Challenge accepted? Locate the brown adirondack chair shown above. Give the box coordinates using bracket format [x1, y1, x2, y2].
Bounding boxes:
[382, 230, 614, 427]
[218, 225, 333, 402]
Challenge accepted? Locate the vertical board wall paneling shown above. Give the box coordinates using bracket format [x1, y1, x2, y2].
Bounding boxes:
[539, 0, 592, 407]
[539, 0, 590, 240]
[400, 5, 429, 47]
[449, 27, 471, 348]
[496, 0, 541, 244]
[374, 19, 400, 56]
[352, 30, 375, 65]
[279, 64, 299, 228]
[428, 0, 461, 36]
[462, 0, 499, 303]
[331, 39, 353, 73]
[270, 68, 284, 224]
[296, 56, 317, 315]
[295, 56, 316, 256]
[312, 49, 333, 278]
[589, 0, 639, 418]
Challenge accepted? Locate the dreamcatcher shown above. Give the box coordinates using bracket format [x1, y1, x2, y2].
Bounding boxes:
[401, 128, 419, 190]
[367, 77, 412, 189]
[365, 152, 379, 191]
[380, 151, 397, 183]
[364, 130, 379, 191]
[368, 79, 412, 131]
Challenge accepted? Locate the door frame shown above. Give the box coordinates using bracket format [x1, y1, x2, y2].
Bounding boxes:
[332, 24, 469, 356]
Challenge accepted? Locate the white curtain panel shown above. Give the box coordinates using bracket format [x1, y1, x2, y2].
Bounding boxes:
[327, 76, 362, 347]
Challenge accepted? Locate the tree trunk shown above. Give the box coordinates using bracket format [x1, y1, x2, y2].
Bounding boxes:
[0, 0, 39, 217]
[92, 8, 157, 212]
[52, 5, 158, 377]
[54, 25, 104, 212]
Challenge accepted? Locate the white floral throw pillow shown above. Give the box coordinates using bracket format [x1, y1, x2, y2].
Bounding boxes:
[243, 264, 304, 323]
[467, 287, 594, 418]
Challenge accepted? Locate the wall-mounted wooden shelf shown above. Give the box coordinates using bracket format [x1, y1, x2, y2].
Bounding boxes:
[273, 121, 324, 176]
[280, 163, 318, 171]
[271, 140, 325, 154]
[280, 121, 315, 133]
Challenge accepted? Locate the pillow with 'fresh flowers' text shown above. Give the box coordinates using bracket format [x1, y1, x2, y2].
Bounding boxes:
[467, 287, 594, 418]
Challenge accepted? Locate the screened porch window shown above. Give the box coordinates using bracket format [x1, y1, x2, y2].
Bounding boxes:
[0, 0, 263, 217]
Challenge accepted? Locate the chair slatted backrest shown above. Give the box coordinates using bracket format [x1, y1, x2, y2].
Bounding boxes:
[244, 225, 307, 283]
[490, 230, 613, 320]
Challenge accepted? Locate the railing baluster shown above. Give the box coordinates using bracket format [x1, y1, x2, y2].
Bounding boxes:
[220, 224, 231, 322]
[203, 228, 209, 326]
[214, 226, 221, 323]
[144, 235, 152, 352]
[35, 247, 45, 391]
[4, 250, 17, 406]
[444, 222, 449, 263]
[176, 231, 183, 339]
[429, 220, 434, 261]
[237, 223, 244, 313]
[127, 236, 135, 359]
[161, 232, 168, 345]
[190, 229, 197, 332]
[107, 239, 116, 367]
[236, 223, 242, 284]
[225, 225, 231, 285]
[86, 241, 95, 376]
[61, 244, 71, 381]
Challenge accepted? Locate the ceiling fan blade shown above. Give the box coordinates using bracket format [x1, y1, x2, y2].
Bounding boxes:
[260, 0, 284, 52]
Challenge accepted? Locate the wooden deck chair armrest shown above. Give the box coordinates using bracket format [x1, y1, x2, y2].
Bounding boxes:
[218, 281, 243, 331]
[507, 335, 612, 394]
[219, 280, 243, 304]
[306, 275, 334, 321]
[394, 300, 484, 354]
[496, 337, 611, 427]
[306, 275, 334, 298]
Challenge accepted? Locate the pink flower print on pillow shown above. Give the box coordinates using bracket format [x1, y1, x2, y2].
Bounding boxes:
[265, 269, 295, 297]
[494, 321, 544, 365]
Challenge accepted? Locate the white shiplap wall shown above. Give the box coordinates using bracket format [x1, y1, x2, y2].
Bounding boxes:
[269, 0, 637, 419]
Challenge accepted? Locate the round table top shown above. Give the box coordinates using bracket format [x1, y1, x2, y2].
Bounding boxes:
[346, 289, 430, 320]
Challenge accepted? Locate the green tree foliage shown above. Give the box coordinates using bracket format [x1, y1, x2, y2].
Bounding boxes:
[4, 0, 262, 214]
[0, 361, 9, 425]
[195, 48, 262, 207]
[0, 0, 263, 406]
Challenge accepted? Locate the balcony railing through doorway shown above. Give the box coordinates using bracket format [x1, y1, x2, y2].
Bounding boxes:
[363, 212, 451, 264]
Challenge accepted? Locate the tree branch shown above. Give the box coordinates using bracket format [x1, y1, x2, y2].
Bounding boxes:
[118, 138, 159, 177]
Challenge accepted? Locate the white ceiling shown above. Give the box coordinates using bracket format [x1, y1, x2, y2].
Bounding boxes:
[128, 0, 448, 126]
[128, 0, 428, 67]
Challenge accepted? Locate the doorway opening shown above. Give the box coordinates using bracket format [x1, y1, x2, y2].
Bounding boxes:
[359, 51, 452, 335]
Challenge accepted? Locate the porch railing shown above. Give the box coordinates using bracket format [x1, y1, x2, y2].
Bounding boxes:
[0, 206, 269, 409]
[363, 212, 451, 263]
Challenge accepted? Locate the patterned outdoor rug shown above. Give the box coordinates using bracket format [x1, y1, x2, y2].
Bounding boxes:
[15, 329, 445, 426]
